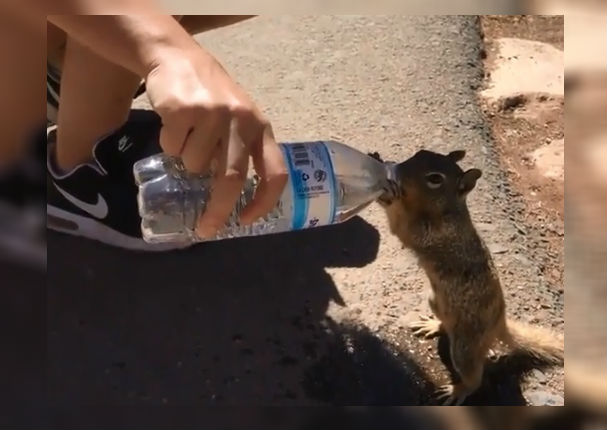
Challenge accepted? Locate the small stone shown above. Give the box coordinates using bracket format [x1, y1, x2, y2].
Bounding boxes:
[532, 369, 547, 383]
[525, 389, 563, 406]
[489, 243, 509, 254]
[514, 254, 532, 266]
[540, 303, 552, 309]
[476, 221, 497, 232]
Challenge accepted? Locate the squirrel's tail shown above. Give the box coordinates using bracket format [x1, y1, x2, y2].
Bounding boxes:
[501, 318, 564, 365]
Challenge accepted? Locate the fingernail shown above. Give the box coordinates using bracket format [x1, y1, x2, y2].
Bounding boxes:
[196, 220, 219, 239]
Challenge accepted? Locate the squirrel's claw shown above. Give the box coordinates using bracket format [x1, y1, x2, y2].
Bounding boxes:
[409, 316, 442, 339]
[377, 180, 401, 206]
[435, 385, 455, 404]
[435, 384, 468, 406]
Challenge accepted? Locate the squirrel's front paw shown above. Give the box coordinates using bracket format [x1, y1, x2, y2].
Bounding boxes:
[368, 151, 384, 163]
[377, 180, 400, 206]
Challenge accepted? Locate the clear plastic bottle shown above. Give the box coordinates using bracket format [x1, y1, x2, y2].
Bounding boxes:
[133, 140, 396, 244]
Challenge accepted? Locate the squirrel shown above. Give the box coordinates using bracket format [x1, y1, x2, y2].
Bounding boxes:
[369, 149, 564, 405]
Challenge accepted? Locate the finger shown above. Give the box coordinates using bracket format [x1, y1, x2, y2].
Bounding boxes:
[159, 121, 190, 157]
[240, 124, 288, 224]
[181, 112, 229, 174]
[196, 123, 249, 238]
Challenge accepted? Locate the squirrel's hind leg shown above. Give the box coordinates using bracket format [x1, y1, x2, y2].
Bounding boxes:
[437, 333, 488, 405]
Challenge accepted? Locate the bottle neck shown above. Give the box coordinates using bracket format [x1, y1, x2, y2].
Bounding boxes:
[384, 161, 398, 183]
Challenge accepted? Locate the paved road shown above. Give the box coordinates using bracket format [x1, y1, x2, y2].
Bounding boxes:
[48, 16, 560, 406]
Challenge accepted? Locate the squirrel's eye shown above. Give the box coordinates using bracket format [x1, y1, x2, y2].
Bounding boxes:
[425, 172, 445, 189]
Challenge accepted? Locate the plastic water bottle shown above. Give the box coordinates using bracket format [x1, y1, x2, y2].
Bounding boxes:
[133, 140, 396, 244]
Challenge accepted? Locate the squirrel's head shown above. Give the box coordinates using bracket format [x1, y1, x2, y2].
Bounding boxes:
[389, 149, 482, 217]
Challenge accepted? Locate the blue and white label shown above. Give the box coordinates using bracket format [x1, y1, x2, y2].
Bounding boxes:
[281, 141, 337, 230]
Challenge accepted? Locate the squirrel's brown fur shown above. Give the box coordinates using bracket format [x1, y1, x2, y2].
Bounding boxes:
[371, 149, 564, 405]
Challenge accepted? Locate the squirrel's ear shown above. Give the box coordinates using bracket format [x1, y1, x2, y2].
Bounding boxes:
[448, 150, 466, 162]
[459, 168, 482, 195]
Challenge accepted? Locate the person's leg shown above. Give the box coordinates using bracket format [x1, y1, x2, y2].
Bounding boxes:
[47, 22, 66, 71]
[54, 35, 141, 170]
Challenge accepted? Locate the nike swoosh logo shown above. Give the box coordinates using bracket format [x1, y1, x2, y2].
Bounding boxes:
[54, 182, 109, 219]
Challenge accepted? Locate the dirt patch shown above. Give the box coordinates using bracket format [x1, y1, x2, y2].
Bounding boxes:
[479, 15, 564, 291]
[478, 16, 564, 403]
[480, 15, 564, 50]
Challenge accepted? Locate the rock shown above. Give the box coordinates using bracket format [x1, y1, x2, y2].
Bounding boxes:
[480, 38, 563, 102]
[525, 389, 564, 406]
[513, 254, 532, 266]
[489, 243, 509, 254]
[476, 221, 497, 232]
[530, 139, 564, 181]
[532, 369, 547, 384]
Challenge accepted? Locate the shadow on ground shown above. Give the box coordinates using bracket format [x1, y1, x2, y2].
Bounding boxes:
[47, 216, 434, 405]
[47, 214, 558, 407]
[302, 319, 436, 405]
[0, 261, 45, 425]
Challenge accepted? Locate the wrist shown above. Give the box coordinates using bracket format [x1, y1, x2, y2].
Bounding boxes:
[138, 23, 212, 76]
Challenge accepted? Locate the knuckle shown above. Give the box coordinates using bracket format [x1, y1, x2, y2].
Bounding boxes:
[229, 102, 256, 120]
[269, 169, 288, 186]
[223, 168, 247, 184]
[160, 101, 198, 123]
[210, 103, 231, 117]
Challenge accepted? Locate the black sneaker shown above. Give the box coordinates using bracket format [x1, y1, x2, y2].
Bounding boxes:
[47, 109, 188, 251]
[46, 63, 146, 125]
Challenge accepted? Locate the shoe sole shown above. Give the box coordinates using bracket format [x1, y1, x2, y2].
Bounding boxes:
[47, 204, 191, 252]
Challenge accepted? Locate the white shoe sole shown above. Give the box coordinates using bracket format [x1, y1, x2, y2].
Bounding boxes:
[47, 204, 191, 252]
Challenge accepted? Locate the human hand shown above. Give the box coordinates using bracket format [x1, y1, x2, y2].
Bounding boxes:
[144, 47, 287, 238]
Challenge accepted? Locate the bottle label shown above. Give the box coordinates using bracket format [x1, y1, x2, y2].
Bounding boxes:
[281, 142, 337, 230]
